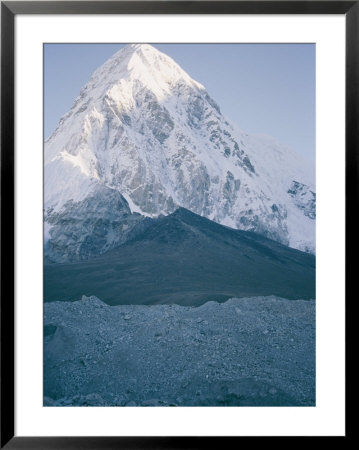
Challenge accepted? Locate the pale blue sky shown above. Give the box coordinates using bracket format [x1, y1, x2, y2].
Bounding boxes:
[44, 43, 315, 162]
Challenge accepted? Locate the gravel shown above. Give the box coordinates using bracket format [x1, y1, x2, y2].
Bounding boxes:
[44, 295, 315, 407]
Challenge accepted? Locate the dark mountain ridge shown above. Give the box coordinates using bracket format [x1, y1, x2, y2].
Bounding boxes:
[44, 208, 315, 306]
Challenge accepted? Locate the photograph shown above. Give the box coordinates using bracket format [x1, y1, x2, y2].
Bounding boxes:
[43, 43, 316, 408]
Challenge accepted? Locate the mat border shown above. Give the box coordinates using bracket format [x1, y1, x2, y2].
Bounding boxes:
[1, 1, 355, 447]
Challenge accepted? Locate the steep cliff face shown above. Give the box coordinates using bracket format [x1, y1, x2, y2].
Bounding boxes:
[45, 186, 151, 262]
[45, 44, 315, 261]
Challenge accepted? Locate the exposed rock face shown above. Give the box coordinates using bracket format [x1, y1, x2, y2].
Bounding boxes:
[45, 44, 315, 261]
[45, 186, 149, 263]
[288, 180, 316, 220]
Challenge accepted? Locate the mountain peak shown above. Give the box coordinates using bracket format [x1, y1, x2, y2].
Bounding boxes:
[128, 44, 205, 90]
[45, 45, 316, 257]
[108, 43, 163, 64]
[128, 43, 160, 54]
[69, 43, 205, 111]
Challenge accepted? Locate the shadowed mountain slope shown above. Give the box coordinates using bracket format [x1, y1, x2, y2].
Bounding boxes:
[44, 208, 315, 306]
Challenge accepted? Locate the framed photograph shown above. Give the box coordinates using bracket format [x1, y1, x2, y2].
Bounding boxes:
[1, 1, 354, 447]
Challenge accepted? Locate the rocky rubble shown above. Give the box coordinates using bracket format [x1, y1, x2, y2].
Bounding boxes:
[44, 295, 315, 407]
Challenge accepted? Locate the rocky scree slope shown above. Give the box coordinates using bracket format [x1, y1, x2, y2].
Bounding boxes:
[44, 295, 315, 407]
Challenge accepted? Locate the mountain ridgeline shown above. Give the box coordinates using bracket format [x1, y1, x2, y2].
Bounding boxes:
[44, 44, 316, 266]
[44, 208, 315, 306]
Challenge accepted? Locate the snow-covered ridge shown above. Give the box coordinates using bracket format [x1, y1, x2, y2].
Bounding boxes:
[45, 43, 315, 259]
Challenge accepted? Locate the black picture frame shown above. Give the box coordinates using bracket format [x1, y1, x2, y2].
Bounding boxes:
[1, 1, 355, 447]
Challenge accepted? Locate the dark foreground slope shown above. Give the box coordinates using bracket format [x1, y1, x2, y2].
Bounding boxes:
[44, 208, 315, 306]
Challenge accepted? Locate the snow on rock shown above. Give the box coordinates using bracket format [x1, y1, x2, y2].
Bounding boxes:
[45, 44, 315, 259]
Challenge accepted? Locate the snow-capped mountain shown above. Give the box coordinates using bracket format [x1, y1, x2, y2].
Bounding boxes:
[45, 43, 315, 262]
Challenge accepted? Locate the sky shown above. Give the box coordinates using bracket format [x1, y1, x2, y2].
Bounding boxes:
[44, 43, 315, 162]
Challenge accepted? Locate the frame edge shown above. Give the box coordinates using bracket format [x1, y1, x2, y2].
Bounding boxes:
[1, 2, 15, 449]
[1, 0, 355, 446]
[345, 0, 358, 439]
